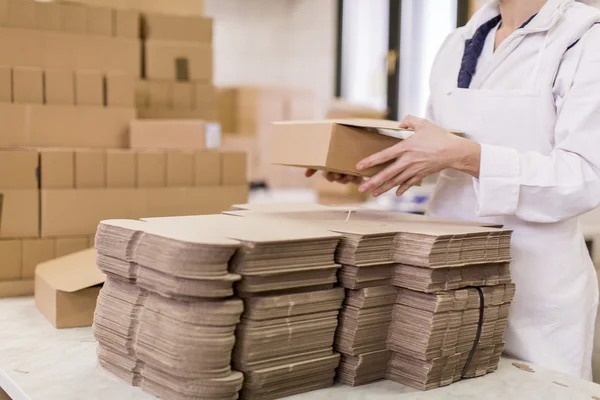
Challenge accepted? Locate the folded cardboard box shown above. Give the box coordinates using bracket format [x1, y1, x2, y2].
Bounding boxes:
[0, 149, 38, 189]
[0, 279, 34, 299]
[0, 190, 39, 238]
[130, 119, 218, 150]
[35, 248, 105, 328]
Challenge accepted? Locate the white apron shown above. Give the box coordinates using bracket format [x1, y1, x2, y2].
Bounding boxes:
[428, 3, 600, 378]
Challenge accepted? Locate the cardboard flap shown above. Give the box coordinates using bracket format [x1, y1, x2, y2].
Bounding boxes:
[36, 249, 105, 293]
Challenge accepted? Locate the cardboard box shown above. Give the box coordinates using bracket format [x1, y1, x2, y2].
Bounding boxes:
[195, 83, 216, 109]
[0, 65, 10, 102]
[137, 107, 208, 120]
[0, 190, 39, 238]
[114, 8, 139, 38]
[75, 70, 104, 106]
[326, 98, 386, 119]
[35, 1, 61, 31]
[0, 149, 38, 189]
[40, 149, 74, 189]
[22, 239, 55, 280]
[55, 237, 89, 258]
[221, 135, 259, 182]
[194, 151, 220, 186]
[130, 120, 209, 150]
[145, 40, 212, 82]
[0, 279, 34, 299]
[106, 150, 136, 188]
[41, 189, 147, 237]
[146, 80, 171, 108]
[35, 248, 105, 328]
[75, 149, 106, 188]
[87, 235, 95, 248]
[172, 82, 193, 109]
[61, 2, 86, 33]
[217, 87, 237, 133]
[45, 69, 75, 105]
[271, 120, 406, 177]
[143, 13, 212, 43]
[7, 0, 35, 29]
[87, 5, 112, 36]
[13, 67, 43, 104]
[135, 79, 149, 108]
[56, 0, 204, 16]
[166, 151, 194, 187]
[136, 150, 166, 187]
[106, 72, 135, 107]
[0, 240, 21, 281]
[221, 152, 247, 186]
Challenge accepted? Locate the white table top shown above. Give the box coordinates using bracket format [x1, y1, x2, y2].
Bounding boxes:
[1, 297, 600, 400]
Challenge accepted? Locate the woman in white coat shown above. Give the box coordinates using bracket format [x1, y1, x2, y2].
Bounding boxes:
[310, 0, 600, 379]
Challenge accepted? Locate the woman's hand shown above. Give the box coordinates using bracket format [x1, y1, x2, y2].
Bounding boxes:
[305, 169, 363, 185]
[356, 115, 481, 197]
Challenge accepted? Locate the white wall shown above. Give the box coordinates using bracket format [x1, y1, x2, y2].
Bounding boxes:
[204, 0, 337, 117]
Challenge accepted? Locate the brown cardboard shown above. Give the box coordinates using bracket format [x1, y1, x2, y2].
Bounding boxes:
[106, 150, 136, 188]
[87, 235, 95, 248]
[75, 35, 140, 76]
[217, 87, 237, 133]
[135, 79, 149, 108]
[195, 83, 216, 109]
[45, 69, 75, 105]
[143, 13, 212, 43]
[0, 240, 21, 281]
[136, 150, 166, 187]
[0, 190, 39, 238]
[271, 120, 407, 177]
[326, 98, 386, 119]
[56, 0, 204, 16]
[0, 65, 10, 102]
[0, 279, 33, 299]
[61, 2, 86, 33]
[7, 0, 35, 29]
[194, 151, 220, 186]
[145, 40, 212, 81]
[55, 237, 89, 258]
[114, 8, 139, 38]
[87, 5, 112, 36]
[146, 80, 171, 108]
[171, 82, 193, 109]
[130, 120, 207, 150]
[0, 149, 38, 189]
[221, 135, 259, 182]
[221, 152, 247, 185]
[22, 239, 55, 280]
[35, 248, 105, 328]
[75, 149, 106, 188]
[40, 149, 74, 189]
[13, 67, 43, 104]
[106, 72, 135, 107]
[166, 151, 194, 187]
[35, 1, 61, 31]
[138, 107, 216, 121]
[75, 70, 104, 106]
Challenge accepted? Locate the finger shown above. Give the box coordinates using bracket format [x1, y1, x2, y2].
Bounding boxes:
[323, 172, 339, 182]
[399, 115, 424, 130]
[373, 166, 421, 197]
[305, 169, 317, 178]
[339, 175, 354, 184]
[351, 176, 364, 185]
[359, 160, 407, 193]
[372, 176, 403, 197]
[357, 143, 406, 172]
[396, 177, 422, 197]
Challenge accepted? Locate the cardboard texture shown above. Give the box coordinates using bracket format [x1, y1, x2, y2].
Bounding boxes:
[86, 5, 112, 36]
[34, 1, 61, 31]
[143, 14, 212, 43]
[221, 152, 247, 185]
[114, 8, 139, 38]
[40, 149, 74, 189]
[22, 239, 55, 280]
[0, 240, 21, 281]
[137, 107, 218, 122]
[171, 82, 192, 109]
[7, 0, 34, 29]
[146, 80, 171, 108]
[0, 149, 38, 189]
[195, 82, 216, 110]
[61, 2, 86, 33]
[55, 237, 89, 258]
[58, 0, 204, 16]
[194, 151, 220, 186]
[217, 87, 237, 133]
[75, 70, 104, 106]
[130, 120, 208, 150]
[221, 135, 259, 182]
[35, 248, 105, 329]
[12, 66, 43, 104]
[45, 69, 75, 105]
[134, 79, 149, 108]
[145, 40, 212, 81]
[106, 150, 136, 188]
[75, 150, 106, 188]
[0, 190, 38, 238]
[0, 65, 10, 102]
[166, 151, 194, 187]
[106, 72, 135, 107]
[0, 279, 33, 299]
[136, 150, 166, 187]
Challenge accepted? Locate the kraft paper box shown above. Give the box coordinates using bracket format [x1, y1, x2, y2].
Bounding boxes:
[0, 280, 34, 299]
[106, 72, 135, 108]
[130, 119, 211, 150]
[114, 8, 140, 38]
[75, 70, 104, 106]
[171, 82, 193, 109]
[56, 0, 204, 16]
[61, 2, 86, 33]
[35, 1, 61, 31]
[22, 239, 55, 280]
[13, 66, 43, 104]
[7, 0, 35, 29]
[221, 152, 247, 186]
[45, 70, 75, 105]
[40, 149, 75, 189]
[0, 65, 10, 102]
[0, 190, 39, 238]
[143, 13, 212, 43]
[0, 239, 21, 281]
[35, 249, 105, 329]
[75, 149, 106, 188]
[136, 150, 166, 188]
[0, 149, 38, 189]
[55, 237, 89, 258]
[86, 5, 111, 36]
[194, 151, 221, 186]
[146, 80, 171, 108]
[145, 40, 212, 81]
[271, 119, 412, 177]
[166, 151, 194, 187]
[106, 150, 136, 188]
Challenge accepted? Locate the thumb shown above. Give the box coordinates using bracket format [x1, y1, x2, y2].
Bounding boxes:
[399, 115, 424, 130]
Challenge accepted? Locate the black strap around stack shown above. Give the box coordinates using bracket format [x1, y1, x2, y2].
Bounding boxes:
[461, 286, 485, 378]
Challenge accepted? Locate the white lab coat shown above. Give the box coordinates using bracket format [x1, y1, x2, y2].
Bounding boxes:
[426, 0, 600, 379]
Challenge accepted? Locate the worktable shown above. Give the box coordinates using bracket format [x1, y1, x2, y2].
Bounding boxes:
[1, 297, 600, 400]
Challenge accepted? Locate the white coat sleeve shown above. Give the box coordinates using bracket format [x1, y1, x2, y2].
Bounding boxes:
[473, 26, 600, 223]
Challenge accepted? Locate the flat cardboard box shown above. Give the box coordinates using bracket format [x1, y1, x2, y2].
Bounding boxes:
[171, 82, 193, 109]
[221, 152, 247, 185]
[0, 190, 39, 238]
[75, 70, 104, 106]
[194, 151, 220, 186]
[61, 2, 86, 33]
[0, 279, 34, 299]
[143, 13, 212, 43]
[35, 1, 61, 31]
[40, 149, 74, 189]
[0, 65, 10, 102]
[0, 240, 21, 281]
[35, 248, 105, 328]
[166, 151, 194, 187]
[136, 150, 166, 188]
[114, 8, 139, 38]
[0, 149, 38, 189]
[45, 69, 75, 105]
[271, 120, 408, 177]
[13, 67, 43, 104]
[106, 150, 136, 188]
[22, 239, 55, 280]
[55, 237, 89, 258]
[130, 120, 208, 150]
[7, 0, 35, 29]
[146, 80, 171, 108]
[75, 149, 106, 188]
[145, 40, 212, 81]
[106, 72, 135, 107]
[87, 5, 112, 36]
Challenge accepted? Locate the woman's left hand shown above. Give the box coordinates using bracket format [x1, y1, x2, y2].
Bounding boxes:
[356, 115, 481, 197]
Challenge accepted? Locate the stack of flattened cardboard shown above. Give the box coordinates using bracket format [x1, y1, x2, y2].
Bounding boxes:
[92, 219, 245, 400]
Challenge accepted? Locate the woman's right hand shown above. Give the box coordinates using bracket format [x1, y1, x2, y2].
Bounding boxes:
[305, 169, 363, 185]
